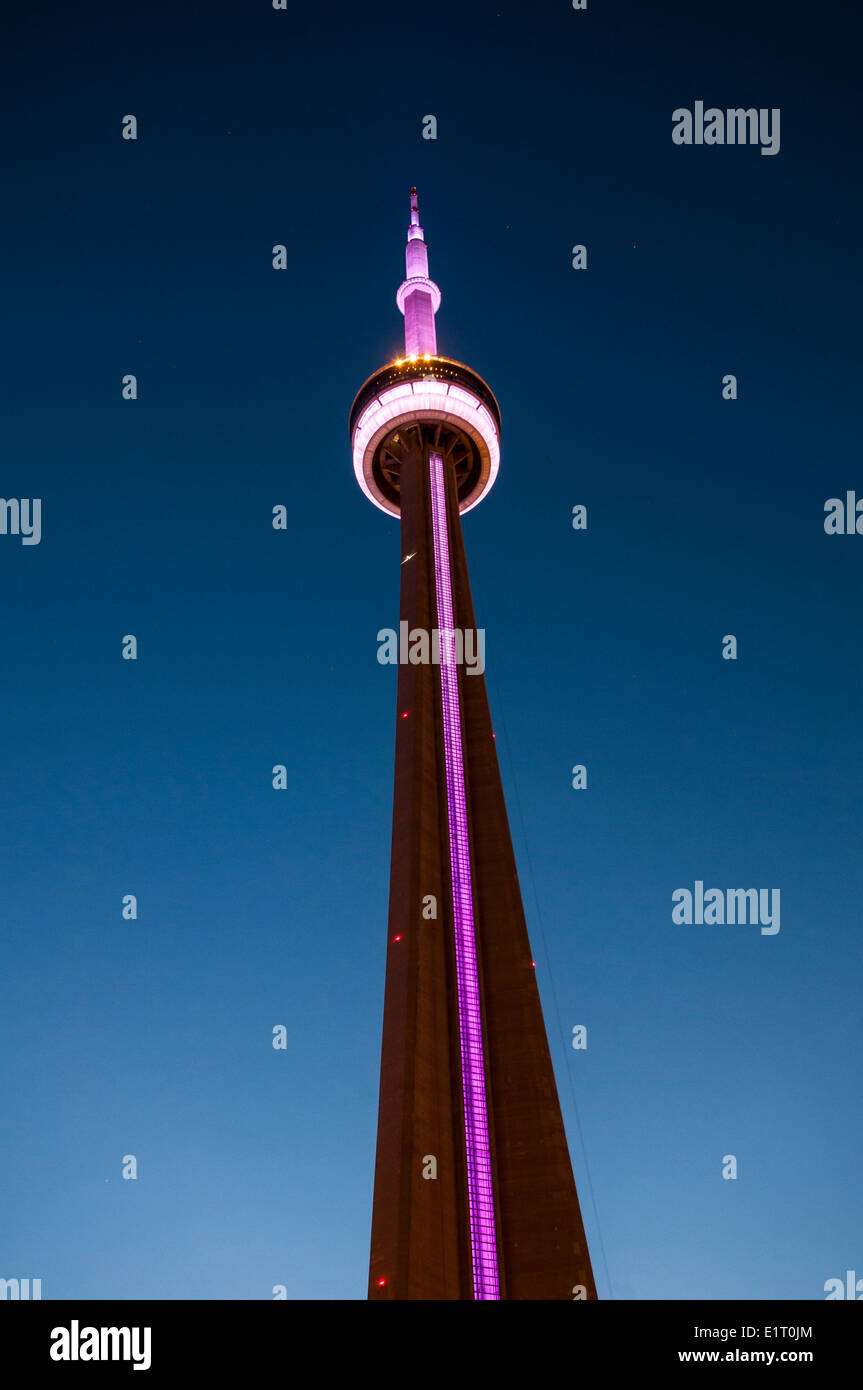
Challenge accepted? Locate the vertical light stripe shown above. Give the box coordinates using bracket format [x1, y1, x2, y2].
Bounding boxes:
[428, 449, 500, 1300]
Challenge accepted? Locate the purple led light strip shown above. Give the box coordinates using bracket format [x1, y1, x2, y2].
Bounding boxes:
[428, 449, 501, 1301]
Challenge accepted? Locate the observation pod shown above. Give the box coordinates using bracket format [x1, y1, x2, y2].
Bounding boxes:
[349, 355, 501, 518]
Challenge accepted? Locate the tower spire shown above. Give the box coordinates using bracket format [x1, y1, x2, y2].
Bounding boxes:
[396, 186, 441, 358]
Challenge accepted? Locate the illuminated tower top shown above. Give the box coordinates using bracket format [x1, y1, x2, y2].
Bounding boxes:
[350, 188, 501, 518]
[396, 187, 441, 357]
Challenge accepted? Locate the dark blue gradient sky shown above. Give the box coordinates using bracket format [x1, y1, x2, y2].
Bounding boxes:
[1, 0, 860, 1299]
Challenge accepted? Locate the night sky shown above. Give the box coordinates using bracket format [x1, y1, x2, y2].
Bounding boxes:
[2, 0, 861, 1300]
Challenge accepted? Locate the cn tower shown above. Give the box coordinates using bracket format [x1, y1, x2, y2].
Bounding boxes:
[350, 189, 596, 1301]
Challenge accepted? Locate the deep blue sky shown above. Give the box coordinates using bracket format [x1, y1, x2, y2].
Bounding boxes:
[1, 0, 860, 1300]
